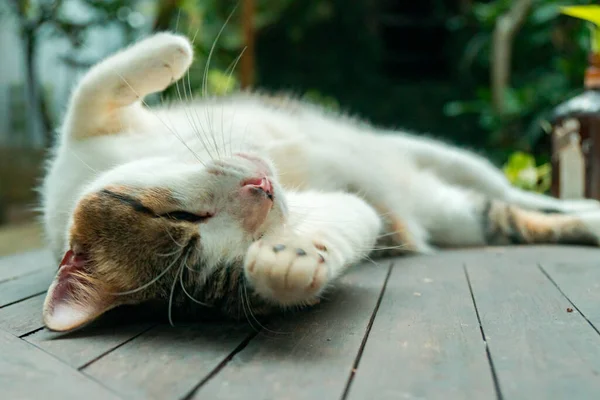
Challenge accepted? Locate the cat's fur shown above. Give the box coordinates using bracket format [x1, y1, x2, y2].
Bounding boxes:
[40, 32, 600, 332]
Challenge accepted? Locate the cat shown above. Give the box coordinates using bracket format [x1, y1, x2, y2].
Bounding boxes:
[40, 32, 600, 332]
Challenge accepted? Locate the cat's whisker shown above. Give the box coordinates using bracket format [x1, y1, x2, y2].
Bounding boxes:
[159, 224, 188, 249]
[167, 263, 182, 327]
[221, 47, 247, 157]
[155, 248, 186, 258]
[74, 40, 199, 162]
[174, 7, 182, 33]
[376, 231, 403, 239]
[175, 72, 212, 164]
[166, 93, 212, 167]
[368, 244, 411, 252]
[186, 29, 219, 162]
[243, 280, 287, 335]
[361, 254, 381, 267]
[179, 258, 211, 306]
[109, 251, 182, 295]
[68, 149, 99, 174]
[201, 5, 240, 161]
[184, 257, 201, 273]
[239, 280, 261, 333]
[113, 71, 204, 163]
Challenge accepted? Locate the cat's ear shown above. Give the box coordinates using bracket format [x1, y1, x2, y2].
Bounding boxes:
[43, 250, 120, 332]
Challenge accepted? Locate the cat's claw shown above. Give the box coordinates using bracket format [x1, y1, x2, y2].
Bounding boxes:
[244, 236, 330, 305]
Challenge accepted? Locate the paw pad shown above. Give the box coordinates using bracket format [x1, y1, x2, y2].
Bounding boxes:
[243, 237, 332, 305]
[314, 242, 328, 252]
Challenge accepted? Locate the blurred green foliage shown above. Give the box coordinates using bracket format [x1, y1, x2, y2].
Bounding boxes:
[445, 0, 596, 162]
[7, 0, 600, 199]
[109, 0, 600, 193]
[503, 151, 552, 192]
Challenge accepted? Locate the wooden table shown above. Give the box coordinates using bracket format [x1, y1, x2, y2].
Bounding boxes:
[1, 246, 600, 400]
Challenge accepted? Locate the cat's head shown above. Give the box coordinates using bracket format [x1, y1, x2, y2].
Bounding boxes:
[43, 152, 287, 331]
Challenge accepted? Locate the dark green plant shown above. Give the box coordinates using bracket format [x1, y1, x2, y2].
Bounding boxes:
[445, 0, 595, 158]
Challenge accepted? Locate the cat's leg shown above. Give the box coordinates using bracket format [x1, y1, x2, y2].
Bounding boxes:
[243, 191, 382, 306]
[383, 133, 600, 213]
[412, 172, 600, 248]
[63, 33, 193, 140]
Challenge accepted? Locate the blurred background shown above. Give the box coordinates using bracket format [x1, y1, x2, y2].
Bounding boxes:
[0, 0, 596, 255]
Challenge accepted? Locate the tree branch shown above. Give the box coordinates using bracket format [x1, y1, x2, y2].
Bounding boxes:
[491, 0, 532, 115]
[9, 0, 64, 146]
[241, 0, 255, 89]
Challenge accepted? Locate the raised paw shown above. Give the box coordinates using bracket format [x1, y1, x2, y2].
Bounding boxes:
[113, 33, 194, 101]
[145, 32, 194, 81]
[244, 237, 331, 306]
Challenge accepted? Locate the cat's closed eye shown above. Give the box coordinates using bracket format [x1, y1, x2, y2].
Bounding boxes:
[158, 210, 213, 223]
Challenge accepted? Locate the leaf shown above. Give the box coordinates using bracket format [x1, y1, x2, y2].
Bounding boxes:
[530, 4, 561, 25]
[502, 152, 552, 193]
[502, 88, 523, 116]
[560, 5, 600, 27]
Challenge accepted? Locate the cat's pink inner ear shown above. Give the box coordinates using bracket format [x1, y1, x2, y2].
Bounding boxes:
[43, 250, 117, 332]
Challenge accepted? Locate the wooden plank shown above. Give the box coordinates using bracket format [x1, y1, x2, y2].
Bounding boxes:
[0, 328, 120, 399]
[26, 321, 156, 369]
[0, 267, 54, 307]
[83, 322, 255, 400]
[542, 259, 600, 331]
[439, 245, 600, 266]
[193, 262, 391, 400]
[0, 248, 54, 282]
[466, 256, 600, 399]
[0, 293, 45, 336]
[346, 256, 496, 400]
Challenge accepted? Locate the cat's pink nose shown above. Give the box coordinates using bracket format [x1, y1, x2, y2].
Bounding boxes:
[242, 177, 273, 197]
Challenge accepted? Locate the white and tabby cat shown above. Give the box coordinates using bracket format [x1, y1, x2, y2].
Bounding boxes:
[40, 33, 600, 331]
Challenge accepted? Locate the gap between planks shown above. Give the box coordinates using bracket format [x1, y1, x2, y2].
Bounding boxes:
[182, 263, 394, 399]
[180, 330, 260, 400]
[340, 262, 394, 400]
[77, 324, 160, 370]
[537, 264, 600, 337]
[464, 265, 504, 400]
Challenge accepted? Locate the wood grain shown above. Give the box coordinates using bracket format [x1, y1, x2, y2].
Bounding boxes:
[347, 255, 496, 400]
[0, 327, 120, 399]
[0, 248, 53, 282]
[542, 260, 600, 331]
[0, 267, 54, 307]
[2, 246, 600, 399]
[83, 322, 255, 400]
[440, 245, 600, 265]
[26, 322, 156, 369]
[193, 262, 391, 400]
[466, 257, 600, 399]
[0, 293, 45, 336]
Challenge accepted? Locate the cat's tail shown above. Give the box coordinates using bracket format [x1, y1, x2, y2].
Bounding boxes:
[479, 199, 599, 246]
[410, 173, 600, 249]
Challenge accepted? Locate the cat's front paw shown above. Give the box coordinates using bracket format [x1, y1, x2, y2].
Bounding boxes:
[244, 237, 331, 306]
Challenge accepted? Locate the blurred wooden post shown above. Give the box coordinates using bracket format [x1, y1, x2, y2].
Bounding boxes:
[241, 0, 255, 89]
